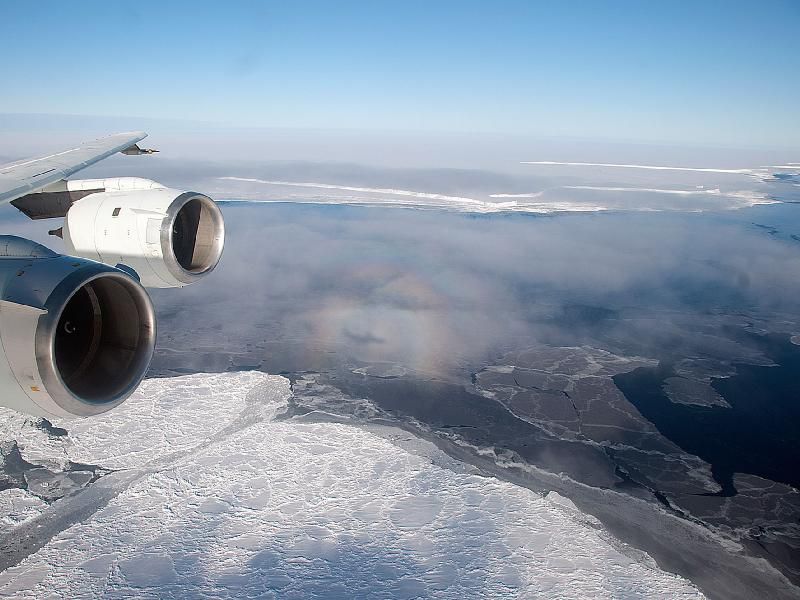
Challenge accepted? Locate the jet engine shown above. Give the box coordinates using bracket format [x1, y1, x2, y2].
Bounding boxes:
[61, 178, 225, 288]
[0, 236, 155, 418]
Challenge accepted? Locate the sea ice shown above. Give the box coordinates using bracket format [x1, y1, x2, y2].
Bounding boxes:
[0, 372, 704, 598]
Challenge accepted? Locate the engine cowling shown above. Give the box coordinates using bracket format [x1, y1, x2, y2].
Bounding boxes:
[62, 179, 225, 288]
[0, 236, 156, 418]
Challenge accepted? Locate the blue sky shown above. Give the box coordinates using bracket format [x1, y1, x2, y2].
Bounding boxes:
[0, 1, 798, 148]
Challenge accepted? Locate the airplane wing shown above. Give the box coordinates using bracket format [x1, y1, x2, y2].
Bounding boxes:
[0, 131, 153, 206]
[0, 130, 224, 420]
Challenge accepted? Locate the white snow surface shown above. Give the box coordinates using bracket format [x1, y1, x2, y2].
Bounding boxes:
[0, 372, 704, 599]
[520, 161, 758, 174]
[215, 174, 776, 214]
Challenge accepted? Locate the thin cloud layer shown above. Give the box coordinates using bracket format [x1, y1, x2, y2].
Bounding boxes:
[145, 202, 800, 377]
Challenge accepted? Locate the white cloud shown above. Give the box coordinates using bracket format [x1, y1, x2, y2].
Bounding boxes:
[489, 192, 544, 198]
[521, 161, 761, 175]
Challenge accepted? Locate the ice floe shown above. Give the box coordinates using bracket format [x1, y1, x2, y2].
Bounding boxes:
[0, 372, 704, 598]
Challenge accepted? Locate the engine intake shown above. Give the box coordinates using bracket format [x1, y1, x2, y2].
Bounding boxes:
[164, 193, 225, 282]
[0, 236, 156, 418]
[45, 272, 155, 407]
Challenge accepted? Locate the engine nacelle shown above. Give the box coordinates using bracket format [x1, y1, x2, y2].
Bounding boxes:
[62, 179, 225, 288]
[0, 236, 156, 418]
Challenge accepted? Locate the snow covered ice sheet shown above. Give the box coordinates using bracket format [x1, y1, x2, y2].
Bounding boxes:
[0, 372, 703, 598]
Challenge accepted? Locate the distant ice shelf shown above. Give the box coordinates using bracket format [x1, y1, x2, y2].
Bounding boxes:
[215, 176, 778, 214]
[0, 372, 704, 599]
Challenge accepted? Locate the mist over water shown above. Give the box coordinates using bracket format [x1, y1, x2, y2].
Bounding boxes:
[149, 201, 800, 374]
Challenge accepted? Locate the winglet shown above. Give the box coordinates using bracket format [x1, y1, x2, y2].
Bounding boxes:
[121, 144, 159, 155]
